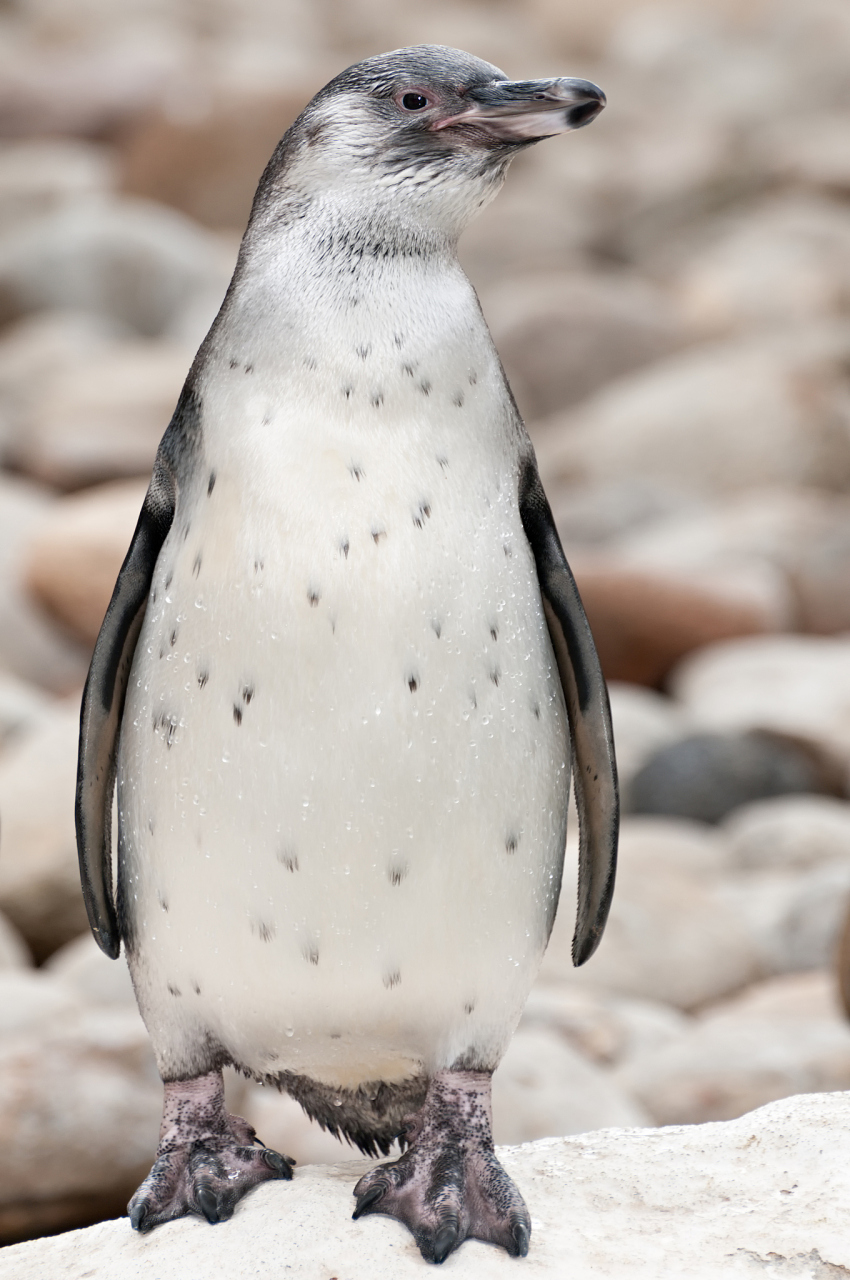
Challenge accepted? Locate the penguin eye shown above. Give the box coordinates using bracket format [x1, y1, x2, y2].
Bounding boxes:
[400, 92, 431, 111]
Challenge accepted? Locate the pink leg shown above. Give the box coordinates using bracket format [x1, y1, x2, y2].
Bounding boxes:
[352, 1070, 530, 1264]
[129, 1070, 294, 1232]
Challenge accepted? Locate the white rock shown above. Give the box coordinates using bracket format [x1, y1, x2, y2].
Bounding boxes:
[0, 700, 89, 960]
[722, 794, 850, 870]
[534, 325, 850, 497]
[670, 634, 850, 765]
[521, 981, 691, 1067]
[617, 973, 850, 1126]
[0, 196, 231, 339]
[0, 969, 81, 1037]
[4, 1093, 850, 1279]
[45, 932, 138, 1010]
[717, 863, 850, 975]
[12, 344, 190, 489]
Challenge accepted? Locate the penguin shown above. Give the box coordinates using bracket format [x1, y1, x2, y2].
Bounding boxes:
[76, 45, 617, 1265]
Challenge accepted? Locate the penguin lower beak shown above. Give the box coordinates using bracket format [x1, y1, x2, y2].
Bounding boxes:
[434, 77, 606, 140]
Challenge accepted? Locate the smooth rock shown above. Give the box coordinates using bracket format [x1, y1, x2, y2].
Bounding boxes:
[0, 470, 90, 693]
[23, 480, 147, 645]
[534, 325, 850, 496]
[628, 729, 843, 824]
[45, 933, 138, 1010]
[11, 344, 188, 490]
[520, 981, 691, 1067]
[0, 699, 88, 961]
[761, 110, 850, 196]
[3, 1093, 849, 1279]
[717, 862, 850, 975]
[0, 671, 52, 750]
[0, 141, 116, 237]
[542, 817, 758, 1009]
[0, 910, 30, 970]
[722, 794, 850, 870]
[0, 1008, 160, 1245]
[547, 477, 699, 549]
[482, 271, 687, 421]
[0, 196, 232, 339]
[675, 195, 850, 334]
[568, 551, 788, 686]
[669, 634, 850, 766]
[0, 969, 81, 1037]
[606, 681, 692, 794]
[616, 972, 850, 1126]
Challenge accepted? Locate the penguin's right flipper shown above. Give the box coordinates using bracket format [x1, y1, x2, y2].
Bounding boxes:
[75, 450, 177, 959]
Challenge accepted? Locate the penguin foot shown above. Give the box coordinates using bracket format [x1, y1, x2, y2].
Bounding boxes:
[128, 1070, 294, 1232]
[352, 1068, 530, 1264]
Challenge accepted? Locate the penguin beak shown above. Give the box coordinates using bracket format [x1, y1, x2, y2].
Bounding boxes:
[434, 77, 606, 140]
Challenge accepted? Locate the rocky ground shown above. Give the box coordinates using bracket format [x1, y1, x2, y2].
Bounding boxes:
[1, 0, 850, 1252]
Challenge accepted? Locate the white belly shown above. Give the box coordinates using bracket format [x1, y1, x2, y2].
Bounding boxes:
[118, 347, 569, 1088]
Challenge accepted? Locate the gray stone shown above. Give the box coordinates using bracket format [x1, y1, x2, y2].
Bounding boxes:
[45, 933, 138, 1010]
[718, 863, 850, 976]
[606, 682, 693, 795]
[0, 141, 115, 237]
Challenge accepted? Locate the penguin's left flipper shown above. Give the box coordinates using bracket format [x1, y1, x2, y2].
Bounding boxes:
[518, 454, 619, 966]
[75, 448, 178, 959]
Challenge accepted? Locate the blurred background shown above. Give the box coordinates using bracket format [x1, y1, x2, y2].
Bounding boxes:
[2, 0, 850, 1248]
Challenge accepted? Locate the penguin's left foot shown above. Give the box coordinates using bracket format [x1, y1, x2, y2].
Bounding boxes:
[351, 1069, 530, 1264]
[128, 1070, 295, 1232]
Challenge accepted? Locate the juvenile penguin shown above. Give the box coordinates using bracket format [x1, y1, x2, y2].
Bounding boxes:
[77, 45, 617, 1265]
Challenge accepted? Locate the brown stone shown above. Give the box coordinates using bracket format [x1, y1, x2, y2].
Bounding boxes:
[23, 479, 147, 646]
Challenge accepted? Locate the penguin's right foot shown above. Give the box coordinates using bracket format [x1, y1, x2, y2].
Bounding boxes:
[351, 1068, 531, 1264]
[128, 1070, 294, 1232]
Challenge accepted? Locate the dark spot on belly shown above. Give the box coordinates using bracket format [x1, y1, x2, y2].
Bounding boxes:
[168, 984, 181, 997]
[464, 999, 476, 1015]
[304, 355, 318, 370]
[356, 344, 371, 360]
[402, 362, 415, 377]
[151, 588, 158, 605]
[164, 571, 173, 590]
[302, 942, 319, 966]
[340, 538, 350, 559]
[242, 684, 254, 703]
[407, 672, 419, 693]
[170, 627, 178, 647]
[182, 523, 191, 541]
[419, 379, 431, 396]
[308, 588, 320, 607]
[192, 554, 202, 578]
[148, 817, 155, 835]
[349, 464, 363, 482]
[490, 624, 499, 641]
[505, 833, 518, 854]
[153, 712, 178, 748]
[431, 619, 442, 639]
[278, 847, 299, 872]
[383, 969, 401, 989]
[412, 502, 431, 529]
[452, 391, 464, 408]
[254, 557, 264, 574]
[193, 982, 201, 995]
[245, 363, 254, 374]
[198, 669, 209, 689]
[343, 385, 353, 399]
[437, 455, 449, 471]
[233, 704, 243, 726]
[372, 528, 386, 544]
[371, 392, 384, 408]
[229, 358, 238, 369]
[469, 689, 477, 710]
[503, 542, 512, 558]
[532, 702, 540, 720]
[208, 471, 216, 496]
[394, 332, 405, 349]
[158, 894, 168, 912]
[468, 371, 478, 386]
[388, 862, 408, 886]
[256, 921, 275, 942]
[158, 647, 165, 660]
[490, 668, 500, 687]
[330, 1032, 342, 1040]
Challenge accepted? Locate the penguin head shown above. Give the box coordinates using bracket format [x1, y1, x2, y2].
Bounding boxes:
[258, 46, 605, 240]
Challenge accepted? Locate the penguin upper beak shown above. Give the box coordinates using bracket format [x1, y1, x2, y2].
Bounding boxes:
[434, 77, 606, 140]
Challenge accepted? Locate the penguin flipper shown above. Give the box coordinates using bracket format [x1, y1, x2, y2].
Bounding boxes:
[75, 454, 177, 958]
[518, 455, 619, 966]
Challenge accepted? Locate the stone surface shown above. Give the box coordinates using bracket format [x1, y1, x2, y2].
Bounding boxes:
[44, 932, 138, 1010]
[23, 480, 147, 644]
[11, 345, 189, 490]
[628, 729, 842, 824]
[568, 551, 789, 687]
[0, 196, 232, 340]
[0, 672, 52, 750]
[0, 700, 89, 961]
[542, 817, 759, 1009]
[520, 982, 691, 1067]
[0, 140, 116, 237]
[0, 1008, 161, 1245]
[0, 471, 90, 693]
[0, 912, 30, 971]
[3, 1092, 849, 1278]
[718, 863, 850, 977]
[617, 973, 850, 1126]
[534, 325, 850, 496]
[0, 969, 81, 1038]
[482, 271, 687, 421]
[722, 794, 850, 871]
[669, 634, 850, 767]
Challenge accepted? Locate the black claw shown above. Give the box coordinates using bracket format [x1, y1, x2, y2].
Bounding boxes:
[128, 1201, 150, 1233]
[511, 1220, 531, 1258]
[352, 1183, 386, 1219]
[432, 1220, 460, 1264]
[196, 1182, 222, 1224]
[262, 1149, 294, 1177]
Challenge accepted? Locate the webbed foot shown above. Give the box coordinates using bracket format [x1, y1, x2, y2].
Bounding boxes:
[352, 1069, 530, 1264]
[129, 1070, 294, 1232]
